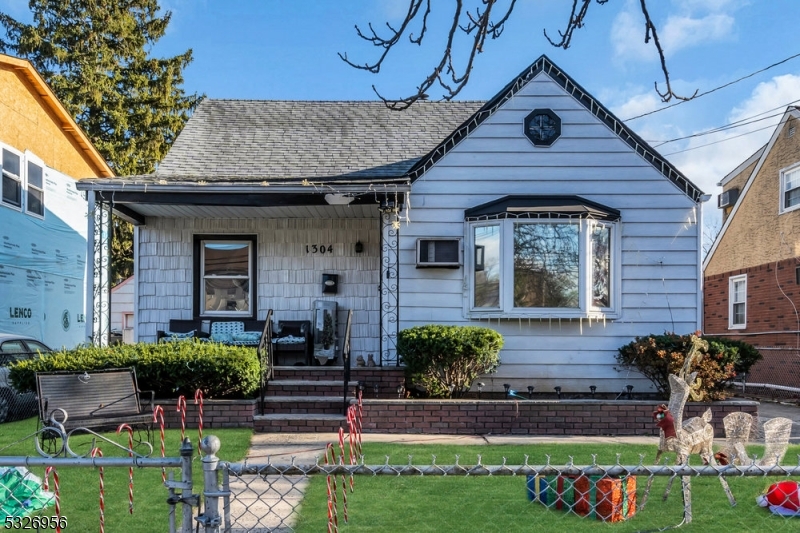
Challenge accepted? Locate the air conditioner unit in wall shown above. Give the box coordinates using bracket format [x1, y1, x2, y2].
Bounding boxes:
[718, 188, 739, 208]
[416, 238, 462, 268]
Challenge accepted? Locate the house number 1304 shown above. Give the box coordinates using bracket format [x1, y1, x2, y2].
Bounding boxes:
[306, 244, 333, 254]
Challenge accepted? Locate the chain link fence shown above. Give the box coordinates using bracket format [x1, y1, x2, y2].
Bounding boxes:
[735, 347, 800, 402]
[2, 431, 800, 532]
[214, 458, 800, 532]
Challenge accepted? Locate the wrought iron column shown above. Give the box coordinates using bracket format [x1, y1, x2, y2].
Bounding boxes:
[86, 190, 111, 346]
[379, 199, 400, 366]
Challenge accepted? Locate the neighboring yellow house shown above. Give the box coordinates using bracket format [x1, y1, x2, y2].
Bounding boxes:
[703, 106, 800, 391]
[0, 54, 113, 349]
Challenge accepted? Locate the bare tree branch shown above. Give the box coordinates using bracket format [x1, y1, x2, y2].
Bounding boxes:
[342, 0, 698, 109]
[638, 0, 697, 102]
[342, 0, 516, 110]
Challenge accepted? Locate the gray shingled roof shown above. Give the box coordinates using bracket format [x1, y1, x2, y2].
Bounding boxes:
[154, 99, 484, 182]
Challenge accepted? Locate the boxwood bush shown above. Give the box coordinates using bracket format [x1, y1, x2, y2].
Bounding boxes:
[397, 324, 503, 398]
[616, 332, 762, 401]
[9, 340, 261, 399]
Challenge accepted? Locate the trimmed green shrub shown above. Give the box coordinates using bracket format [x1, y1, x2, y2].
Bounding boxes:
[616, 332, 761, 401]
[703, 336, 763, 376]
[9, 340, 260, 399]
[397, 325, 503, 398]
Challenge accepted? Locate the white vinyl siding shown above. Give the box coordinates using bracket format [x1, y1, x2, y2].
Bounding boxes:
[729, 274, 747, 329]
[397, 72, 701, 393]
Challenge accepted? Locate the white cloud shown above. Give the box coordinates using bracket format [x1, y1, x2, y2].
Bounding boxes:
[611, 0, 738, 64]
[660, 14, 734, 54]
[614, 92, 663, 121]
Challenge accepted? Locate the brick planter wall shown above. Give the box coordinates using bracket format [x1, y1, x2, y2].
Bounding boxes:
[358, 399, 759, 436]
[156, 398, 257, 429]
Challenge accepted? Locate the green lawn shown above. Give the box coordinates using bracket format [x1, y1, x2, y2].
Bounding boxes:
[3, 419, 799, 532]
[0, 416, 252, 532]
[293, 442, 800, 533]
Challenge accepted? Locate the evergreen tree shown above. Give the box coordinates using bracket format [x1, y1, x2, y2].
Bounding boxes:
[0, 0, 201, 283]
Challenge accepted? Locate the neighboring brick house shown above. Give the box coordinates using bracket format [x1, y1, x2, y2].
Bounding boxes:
[703, 106, 800, 349]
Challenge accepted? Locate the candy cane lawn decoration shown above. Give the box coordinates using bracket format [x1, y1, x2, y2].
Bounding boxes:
[176, 395, 187, 441]
[338, 427, 348, 523]
[91, 447, 105, 533]
[116, 423, 135, 513]
[153, 405, 166, 482]
[43, 466, 61, 533]
[325, 443, 339, 533]
[194, 389, 204, 454]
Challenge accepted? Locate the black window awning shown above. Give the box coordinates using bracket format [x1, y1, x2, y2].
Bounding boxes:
[464, 195, 620, 221]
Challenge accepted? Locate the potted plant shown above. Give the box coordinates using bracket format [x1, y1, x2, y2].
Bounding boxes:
[314, 311, 336, 364]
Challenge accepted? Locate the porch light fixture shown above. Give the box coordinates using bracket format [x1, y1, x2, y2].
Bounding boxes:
[324, 193, 354, 205]
[554, 386, 562, 400]
[590, 385, 597, 398]
[379, 198, 400, 213]
[626, 385, 634, 400]
[503, 383, 510, 398]
[527, 385, 534, 399]
[354, 241, 363, 254]
[477, 382, 485, 398]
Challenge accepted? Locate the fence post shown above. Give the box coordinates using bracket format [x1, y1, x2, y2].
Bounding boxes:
[197, 435, 222, 533]
[180, 437, 195, 533]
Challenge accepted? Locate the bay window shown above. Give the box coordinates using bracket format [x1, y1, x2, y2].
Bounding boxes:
[466, 196, 619, 318]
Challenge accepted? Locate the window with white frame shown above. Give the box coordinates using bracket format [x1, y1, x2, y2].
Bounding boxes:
[26, 159, 44, 217]
[193, 235, 256, 317]
[1, 148, 22, 209]
[780, 165, 800, 213]
[466, 196, 619, 318]
[1, 147, 46, 217]
[729, 274, 747, 329]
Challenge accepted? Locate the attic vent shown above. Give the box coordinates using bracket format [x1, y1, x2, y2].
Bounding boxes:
[790, 126, 796, 138]
[718, 188, 739, 208]
[416, 239, 462, 268]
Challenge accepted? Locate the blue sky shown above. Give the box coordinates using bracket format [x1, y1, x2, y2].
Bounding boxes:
[2, 0, 799, 227]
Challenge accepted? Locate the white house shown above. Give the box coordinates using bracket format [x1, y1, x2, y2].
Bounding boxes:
[75, 55, 705, 394]
[110, 276, 135, 344]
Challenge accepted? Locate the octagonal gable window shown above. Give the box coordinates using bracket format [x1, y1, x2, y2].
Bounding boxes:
[524, 108, 561, 147]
